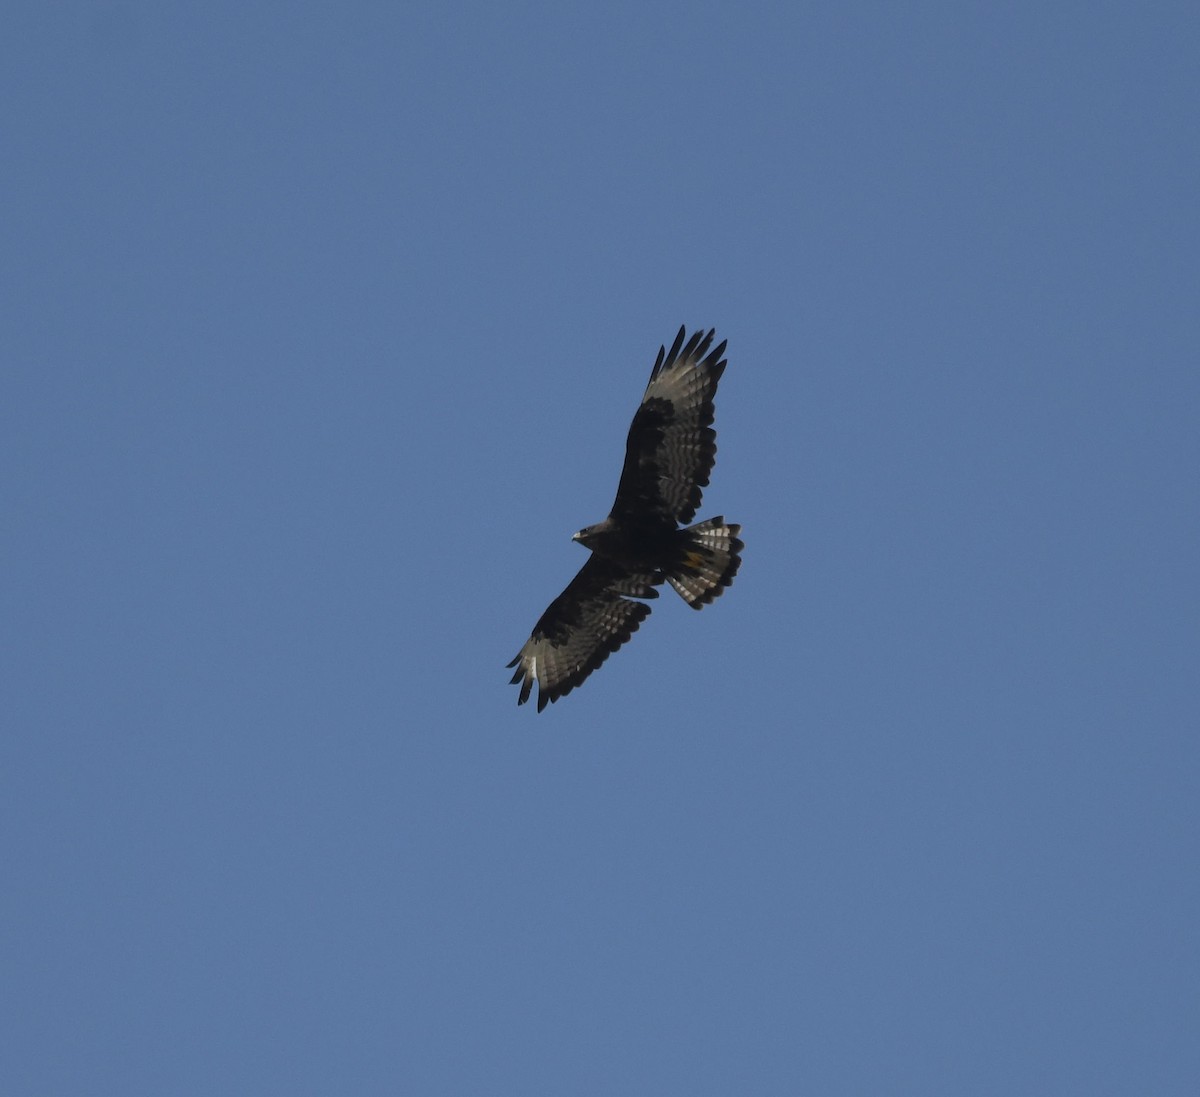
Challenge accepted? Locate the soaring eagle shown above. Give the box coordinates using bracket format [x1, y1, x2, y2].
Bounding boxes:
[508, 327, 743, 711]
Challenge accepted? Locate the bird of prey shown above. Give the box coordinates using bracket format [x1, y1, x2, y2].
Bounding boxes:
[508, 327, 743, 711]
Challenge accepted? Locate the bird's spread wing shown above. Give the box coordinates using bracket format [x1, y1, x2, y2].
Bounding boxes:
[508, 557, 661, 712]
[610, 327, 728, 527]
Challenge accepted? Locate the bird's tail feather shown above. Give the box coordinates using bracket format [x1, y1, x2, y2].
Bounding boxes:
[668, 517, 743, 608]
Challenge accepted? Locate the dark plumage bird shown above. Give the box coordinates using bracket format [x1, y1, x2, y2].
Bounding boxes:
[508, 327, 743, 711]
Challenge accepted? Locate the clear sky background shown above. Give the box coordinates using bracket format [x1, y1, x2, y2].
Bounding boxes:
[4, 3, 1198, 1094]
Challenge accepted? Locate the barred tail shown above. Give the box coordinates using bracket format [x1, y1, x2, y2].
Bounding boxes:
[667, 517, 743, 608]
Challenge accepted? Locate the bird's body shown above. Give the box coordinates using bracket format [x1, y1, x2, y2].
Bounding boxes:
[573, 516, 674, 568]
[508, 327, 743, 711]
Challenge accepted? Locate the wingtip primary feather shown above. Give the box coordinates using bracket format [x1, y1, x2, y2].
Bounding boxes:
[649, 326, 686, 384]
[666, 326, 688, 366]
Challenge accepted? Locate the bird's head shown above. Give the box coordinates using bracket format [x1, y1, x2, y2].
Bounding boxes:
[572, 521, 609, 549]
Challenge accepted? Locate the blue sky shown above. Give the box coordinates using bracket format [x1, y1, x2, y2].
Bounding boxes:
[3, 3, 1198, 1094]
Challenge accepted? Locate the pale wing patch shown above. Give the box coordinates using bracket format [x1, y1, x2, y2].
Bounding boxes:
[638, 331, 725, 524]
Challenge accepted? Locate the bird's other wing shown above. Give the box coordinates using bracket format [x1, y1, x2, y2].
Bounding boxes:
[610, 327, 728, 527]
[507, 557, 660, 712]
